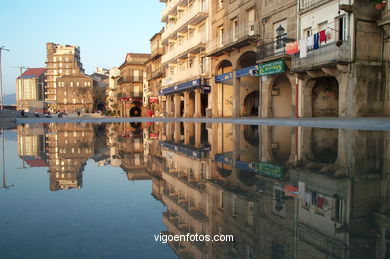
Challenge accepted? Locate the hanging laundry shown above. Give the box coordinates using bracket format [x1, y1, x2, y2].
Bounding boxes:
[317, 196, 324, 209]
[299, 39, 307, 58]
[307, 35, 314, 50]
[326, 28, 332, 42]
[284, 185, 299, 197]
[311, 191, 317, 205]
[319, 30, 326, 43]
[313, 33, 319, 50]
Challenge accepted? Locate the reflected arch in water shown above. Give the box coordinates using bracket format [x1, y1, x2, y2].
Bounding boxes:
[130, 106, 141, 117]
[243, 124, 259, 147]
[311, 128, 338, 163]
[237, 169, 257, 187]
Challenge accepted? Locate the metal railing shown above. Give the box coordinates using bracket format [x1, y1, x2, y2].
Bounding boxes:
[161, 0, 208, 42]
[117, 76, 143, 84]
[256, 37, 295, 60]
[161, 63, 201, 88]
[299, 0, 326, 10]
[291, 40, 351, 70]
[207, 21, 260, 55]
[151, 47, 164, 59]
[162, 32, 207, 64]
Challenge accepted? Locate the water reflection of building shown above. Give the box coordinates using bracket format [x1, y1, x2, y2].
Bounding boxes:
[155, 123, 389, 258]
[17, 124, 47, 168]
[46, 123, 94, 191]
[116, 122, 150, 181]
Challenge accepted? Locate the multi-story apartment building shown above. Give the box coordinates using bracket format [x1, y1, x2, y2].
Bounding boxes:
[118, 53, 150, 117]
[45, 43, 85, 112]
[291, 0, 383, 117]
[208, 0, 261, 118]
[145, 29, 165, 117]
[46, 123, 94, 191]
[16, 68, 46, 112]
[159, 0, 211, 118]
[56, 74, 93, 113]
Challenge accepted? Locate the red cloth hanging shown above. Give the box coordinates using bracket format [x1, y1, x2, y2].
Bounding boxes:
[319, 30, 326, 43]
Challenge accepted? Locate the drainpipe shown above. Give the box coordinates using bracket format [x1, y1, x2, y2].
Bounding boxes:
[295, 77, 299, 118]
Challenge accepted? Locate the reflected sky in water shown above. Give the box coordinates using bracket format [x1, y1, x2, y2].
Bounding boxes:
[0, 122, 389, 259]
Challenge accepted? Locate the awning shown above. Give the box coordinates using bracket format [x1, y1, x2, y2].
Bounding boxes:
[159, 78, 209, 96]
[120, 97, 142, 102]
[149, 97, 158, 103]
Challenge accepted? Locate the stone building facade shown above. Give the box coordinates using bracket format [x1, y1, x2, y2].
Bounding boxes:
[56, 74, 93, 114]
[118, 53, 150, 117]
[45, 43, 85, 112]
[153, 0, 388, 118]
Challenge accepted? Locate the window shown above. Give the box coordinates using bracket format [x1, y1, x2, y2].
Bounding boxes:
[219, 26, 224, 46]
[218, 0, 223, 9]
[133, 70, 140, 81]
[304, 27, 312, 38]
[337, 16, 347, 41]
[232, 19, 238, 40]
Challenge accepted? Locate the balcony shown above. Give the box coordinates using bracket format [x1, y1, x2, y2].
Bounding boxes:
[291, 41, 351, 72]
[161, 0, 185, 22]
[117, 76, 143, 84]
[162, 33, 207, 64]
[256, 37, 295, 61]
[117, 91, 143, 99]
[161, 63, 201, 88]
[161, 0, 208, 42]
[207, 21, 260, 57]
[151, 46, 164, 60]
[299, 0, 326, 11]
[151, 68, 163, 79]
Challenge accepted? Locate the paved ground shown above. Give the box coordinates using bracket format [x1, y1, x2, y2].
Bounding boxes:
[1, 116, 388, 131]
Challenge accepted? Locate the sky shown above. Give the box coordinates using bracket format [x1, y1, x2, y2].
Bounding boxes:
[0, 0, 165, 95]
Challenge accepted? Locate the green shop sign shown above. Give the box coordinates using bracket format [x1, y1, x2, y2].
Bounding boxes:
[257, 59, 286, 76]
[257, 162, 285, 179]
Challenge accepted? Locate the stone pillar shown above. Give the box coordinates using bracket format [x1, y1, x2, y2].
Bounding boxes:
[184, 122, 194, 145]
[166, 96, 172, 117]
[232, 73, 240, 118]
[174, 94, 181, 118]
[184, 92, 190, 117]
[194, 89, 202, 117]
[166, 122, 172, 141]
[195, 123, 201, 147]
[232, 124, 240, 166]
[174, 122, 181, 142]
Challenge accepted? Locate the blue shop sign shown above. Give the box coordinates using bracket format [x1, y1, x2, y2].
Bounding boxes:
[215, 72, 233, 83]
[236, 65, 258, 78]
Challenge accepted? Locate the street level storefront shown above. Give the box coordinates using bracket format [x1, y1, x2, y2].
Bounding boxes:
[159, 78, 210, 118]
[120, 97, 142, 117]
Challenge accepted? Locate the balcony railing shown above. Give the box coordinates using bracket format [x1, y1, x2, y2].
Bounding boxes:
[291, 41, 351, 71]
[161, 0, 184, 21]
[299, 0, 324, 11]
[162, 33, 207, 64]
[151, 47, 164, 59]
[151, 68, 163, 79]
[117, 76, 143, 84]
[207, 21, 260, 56]
[161, 0, 208, 42]
[117, 91, 143, 99]
[256, 37, 295, 60]
[161, 63, 201, 88]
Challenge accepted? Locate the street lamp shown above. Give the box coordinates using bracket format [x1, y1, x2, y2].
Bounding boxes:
[0, 46, 10, 110]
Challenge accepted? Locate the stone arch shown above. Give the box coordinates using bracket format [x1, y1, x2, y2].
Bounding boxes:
[270, 74, 292, 118]
[130, 106, 141, 117]
[311, 76, 339, 117]
[216, 59, 233, 74]
[236, 51, 257, 69]
[243, 91, 259, 116]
